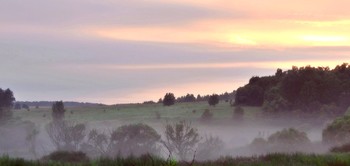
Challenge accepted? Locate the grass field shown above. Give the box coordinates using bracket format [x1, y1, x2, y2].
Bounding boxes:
[2, 153, 350, 166]
[12, 101, 263, 129]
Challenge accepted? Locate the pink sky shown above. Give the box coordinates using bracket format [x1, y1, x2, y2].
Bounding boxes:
[1, 0, 349, 104]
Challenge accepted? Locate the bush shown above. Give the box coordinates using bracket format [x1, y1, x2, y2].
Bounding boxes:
[41, 151, 89, 163]
[268, 128, 310, 146]
[323, 115, 350, 145]
[249, 128, 311, 153]
[200, 109, 213, 122]
[233, 106, 244, 121]
[197, 135, 224, 161]
[330, 143, 350, 153]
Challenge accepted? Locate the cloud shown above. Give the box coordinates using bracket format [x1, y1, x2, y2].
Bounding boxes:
[0, 0, 236, 27]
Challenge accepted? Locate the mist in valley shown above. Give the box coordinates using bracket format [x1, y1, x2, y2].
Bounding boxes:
[0, 108, 334, 161]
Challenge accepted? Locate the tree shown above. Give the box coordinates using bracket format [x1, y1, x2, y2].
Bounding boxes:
[163, 93, 175, 106]
[196, 135, 224, 161]
[110, 123, 161, 157]
[208, 94, 219, 106]
[0, 88, 15, 121]
[323, 115, 350, 145]
[82, 123, 161, 158]
[46, 121, 86, 151]
[52, 101, 65, 121]
[163, 121, 200, 160]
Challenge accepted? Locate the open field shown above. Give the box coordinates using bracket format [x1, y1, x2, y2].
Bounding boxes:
[2, 153, 350, 166]
[4, 101, 329, 160]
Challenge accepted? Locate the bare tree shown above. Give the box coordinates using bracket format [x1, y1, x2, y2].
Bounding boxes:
[163, 120, 200, 160]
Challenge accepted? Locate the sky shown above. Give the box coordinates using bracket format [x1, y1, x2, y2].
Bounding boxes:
[1, 0, 350, 104]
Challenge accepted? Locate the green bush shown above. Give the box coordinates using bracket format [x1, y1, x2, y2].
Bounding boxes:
[323, 115, 350, 145]
[330, 143, 350, 153]
[41, 151, 89, 163]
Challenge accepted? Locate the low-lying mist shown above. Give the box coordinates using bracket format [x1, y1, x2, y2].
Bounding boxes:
[0, 113, 333, 161]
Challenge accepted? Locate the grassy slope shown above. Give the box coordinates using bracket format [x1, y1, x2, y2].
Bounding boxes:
[12, 101, 262, 127]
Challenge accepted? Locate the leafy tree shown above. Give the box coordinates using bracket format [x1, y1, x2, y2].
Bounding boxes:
[110, 123, 161, 157]
[52, 101, 65, 121]
[208, 94, 219, 106]
[323, 115, 350, 145]
[83, 123, 161, 157]
[268, 128, 310, 147]
[163, 93, 175, 106]
[163, 121, 200, 160]
[0, 88, 15, 121]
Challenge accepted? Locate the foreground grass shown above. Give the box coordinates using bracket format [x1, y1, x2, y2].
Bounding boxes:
[2, 153, 350, 166]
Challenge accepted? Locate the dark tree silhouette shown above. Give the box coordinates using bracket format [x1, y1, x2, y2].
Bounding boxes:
[163, 93, 175, 106]
[208, 94, 219, 106]
[52, 101, 66, 121]
[0, 88, 15, 121]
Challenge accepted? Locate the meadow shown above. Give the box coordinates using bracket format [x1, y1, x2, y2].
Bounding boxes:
[2, 100, 339, 165]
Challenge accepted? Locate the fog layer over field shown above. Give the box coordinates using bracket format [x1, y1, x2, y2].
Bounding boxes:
[0, 105, 332, 161]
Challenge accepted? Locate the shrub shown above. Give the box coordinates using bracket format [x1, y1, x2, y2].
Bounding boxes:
[41, 151, 89, 163]
[323, 115, 350, 145]
[200, 109, 213, 122]
[268, 128, 310, 146]
[197, 135, 224, 161]
[330, 143, 350, 153]
[233, 106, 244, 121]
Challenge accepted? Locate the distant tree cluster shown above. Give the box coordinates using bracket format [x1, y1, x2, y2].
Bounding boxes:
[177, 92, 235, 103]
[235, 63, 350, 116]
[159, 91, 235, 107]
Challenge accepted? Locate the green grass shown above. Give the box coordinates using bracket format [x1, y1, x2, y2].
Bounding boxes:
[2, 153, 350, 166]
[12, 101, 262, 127]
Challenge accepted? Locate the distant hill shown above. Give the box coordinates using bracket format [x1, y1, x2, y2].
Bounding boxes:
[15, 101, 106, 107]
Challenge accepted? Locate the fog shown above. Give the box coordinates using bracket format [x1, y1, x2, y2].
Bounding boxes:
[0, 112, 332, 161]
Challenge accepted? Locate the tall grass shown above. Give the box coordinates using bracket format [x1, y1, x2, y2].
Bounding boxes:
[1, 153, 350, 166]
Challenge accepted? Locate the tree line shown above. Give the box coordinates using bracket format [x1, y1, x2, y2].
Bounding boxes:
[235, 63, 350, 116]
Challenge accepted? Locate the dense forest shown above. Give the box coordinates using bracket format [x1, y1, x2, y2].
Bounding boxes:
[235, 63, 350, 116]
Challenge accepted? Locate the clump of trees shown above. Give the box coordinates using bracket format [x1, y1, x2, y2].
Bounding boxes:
[249, 128, 311, 153]
[0, 88, 15, 122]
[176, 94, 196, 103]
[235, 63, 350, 117]
[163, 93, 176, 106]
[208, 94, 219, 106]
[322, 115, 350, 145]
